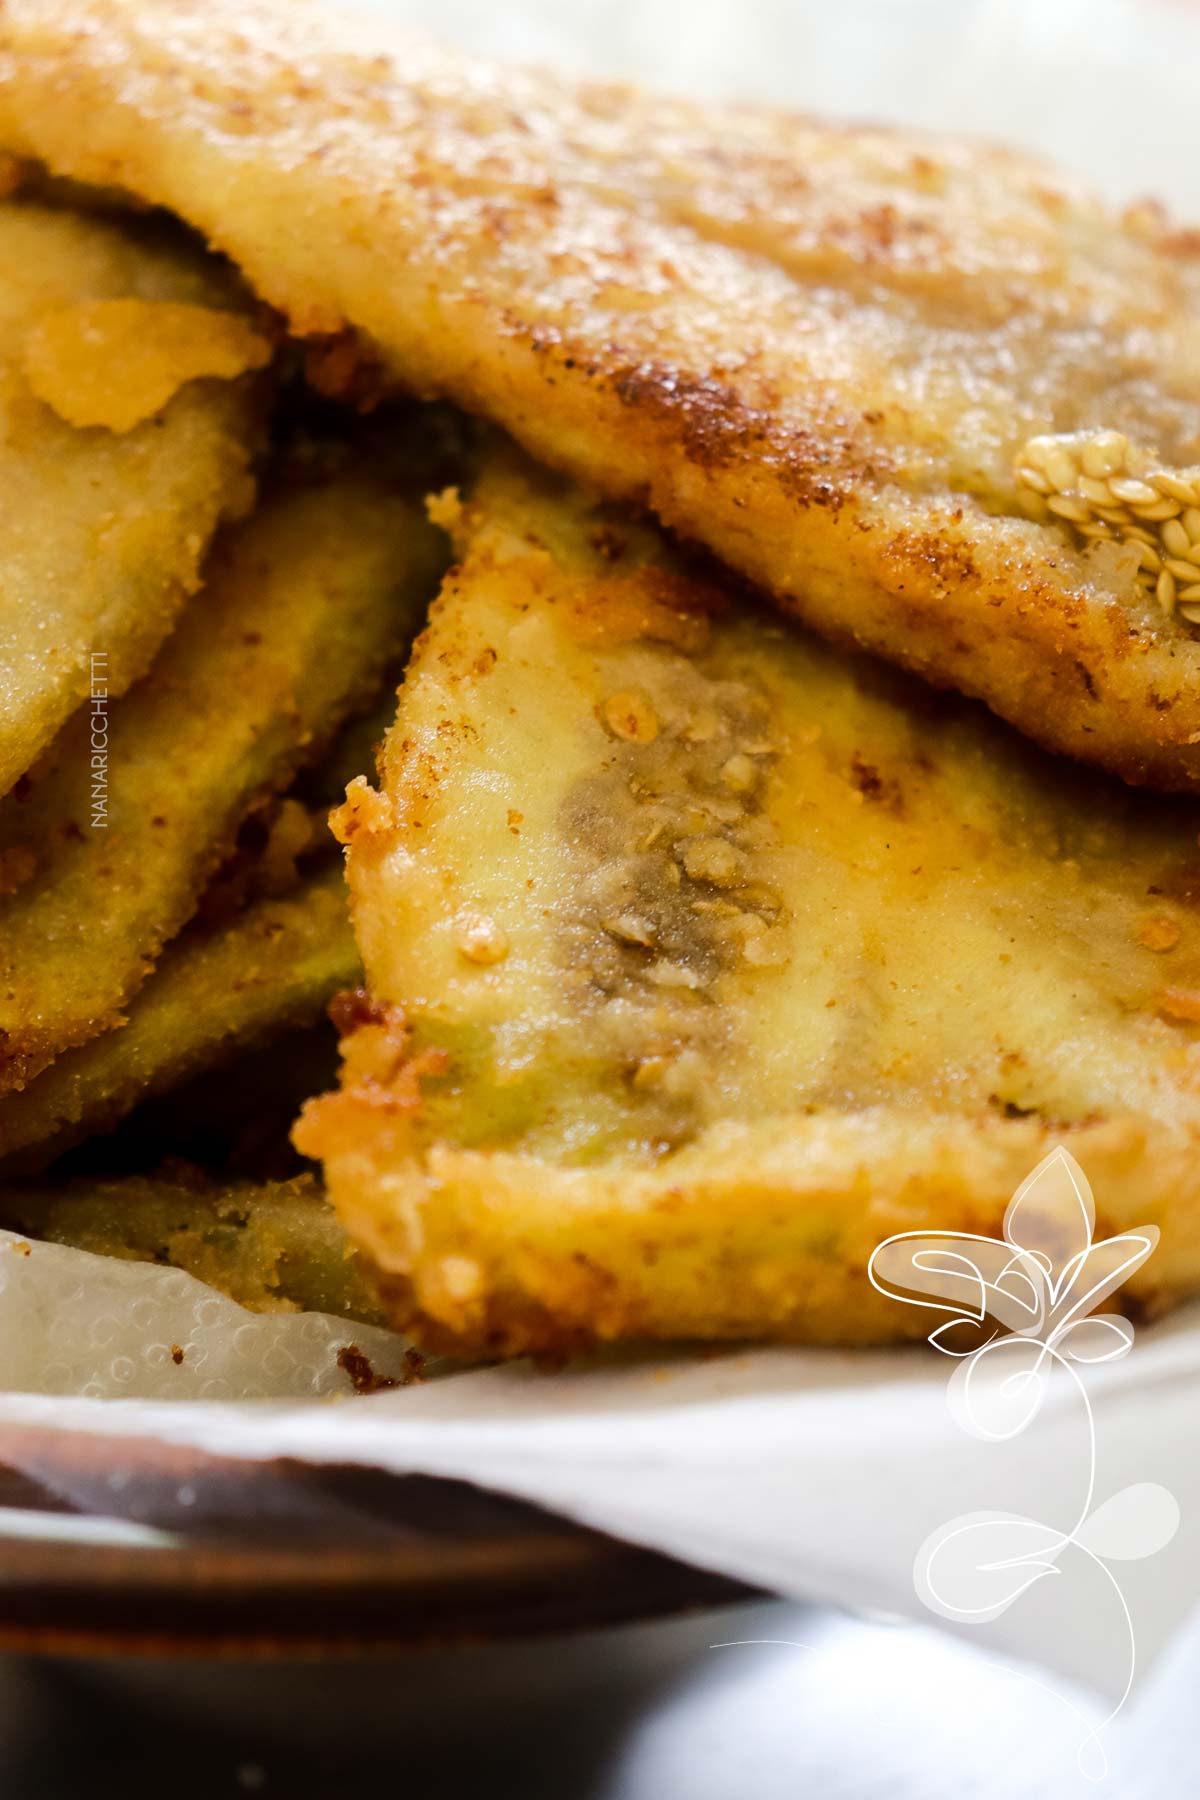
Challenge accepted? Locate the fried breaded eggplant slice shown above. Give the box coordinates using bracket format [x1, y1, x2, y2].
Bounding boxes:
[0, 1172, 384, 1323]
[4, 3, 1200, 790]
[0, 865, 358, 1172]
[296, 452, 1200, 1355]
[0, 465, 447, 1094]
[0, 191, 268, 796]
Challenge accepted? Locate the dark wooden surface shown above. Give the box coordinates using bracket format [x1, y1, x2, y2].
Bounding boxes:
[0, 1426, 756, 1658]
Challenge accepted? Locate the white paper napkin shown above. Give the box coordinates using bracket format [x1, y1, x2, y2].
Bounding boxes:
[0, 1223, 1194, 1714]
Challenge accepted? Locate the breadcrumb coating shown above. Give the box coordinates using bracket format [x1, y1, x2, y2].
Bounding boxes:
[296, 453, 1200, 1354]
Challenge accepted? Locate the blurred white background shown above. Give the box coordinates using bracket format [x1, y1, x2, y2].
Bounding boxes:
[349, 0, 1200, 215]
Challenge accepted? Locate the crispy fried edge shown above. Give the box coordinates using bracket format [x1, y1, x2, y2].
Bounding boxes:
[0, 468, 447, 1093]
[297, 1077, 1200, 1356]
[0, 195, 266, 795]
[0, 1169, 384, 1322]
[0, 862, 358, 1171]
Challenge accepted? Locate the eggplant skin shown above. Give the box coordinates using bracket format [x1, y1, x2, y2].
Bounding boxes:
[0, 1172, 384, 1326]
[0, 864, 359, 1173]
[296, 452, 1200, 1355]
[2, 0, 1200, 789]
[0, 466, 445, 1095]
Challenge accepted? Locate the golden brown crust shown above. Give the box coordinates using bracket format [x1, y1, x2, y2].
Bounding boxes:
[0, 1171, 386, 1323]
[294, 451, 1200, 1355]
[0, 191, 263, 798]
[1, 0, 1199, 785]
[297, 1095, 1200, 1358]
[0, 466, 444, 1094]
[0, 863, 358, 1172]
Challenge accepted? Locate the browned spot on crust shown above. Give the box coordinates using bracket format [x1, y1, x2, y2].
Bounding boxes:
[608, 359, 853, 509]
[336, 1343, 400, 1393]
[848, 752, 904, 813]
[886, 529, 984, 597]
[561, 566, 724, 652]
[1137, 914, 1181, 953]
[1159, 988, 1200, 1024]
[328, 986, 394, 1036]
[611, 363, 749, 472]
